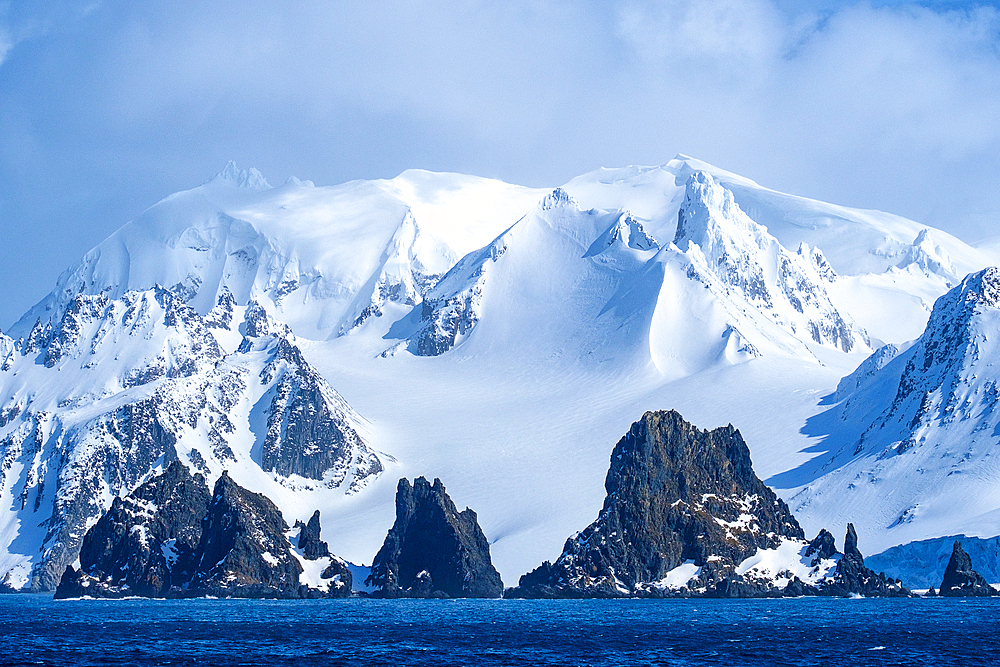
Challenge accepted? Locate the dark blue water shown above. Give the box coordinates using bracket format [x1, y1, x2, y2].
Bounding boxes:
[2, 594, 999, 666]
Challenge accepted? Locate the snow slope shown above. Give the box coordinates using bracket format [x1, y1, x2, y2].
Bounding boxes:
[775, 269, 1000, 555]
[566, 156, 995, 346]
[2, 157, 999, 589]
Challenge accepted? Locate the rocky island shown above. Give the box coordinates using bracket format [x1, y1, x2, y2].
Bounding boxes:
[505, 410, 909, 598]
[366, 476, 503, 598]
[55, 461, 351, 599]
[937, 541, 998, 597]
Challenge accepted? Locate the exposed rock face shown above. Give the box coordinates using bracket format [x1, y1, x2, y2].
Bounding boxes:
[367, 477, 503, 598]
[674, 172, 866, 354]
[55, 460, 211, 599]
[295, 510, 331, 559]
[940, 541, 998, 596]
[239, 303, 383, 489]
[405, 239, 502, 356]
[188, 472, 303, 598]
[506, 410, 804, 598]
[0, 286, 382, 591]
[813, 524, 909, 598]
[506, 411, 909, 599]
[55, 465, 351, 599]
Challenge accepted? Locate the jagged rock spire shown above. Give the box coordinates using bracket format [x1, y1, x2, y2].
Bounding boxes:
[940, 541, 998, 597]
[367, 477, 503, 598]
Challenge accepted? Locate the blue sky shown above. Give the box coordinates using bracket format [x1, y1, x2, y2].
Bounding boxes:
[1, 0, 999, 328]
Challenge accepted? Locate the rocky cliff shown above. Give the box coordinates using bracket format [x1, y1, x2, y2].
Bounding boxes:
[53, 460, 211, 598]
[186, 471, 304, 598]
[939, 541, 998, 596]
[55, 464, 351, 598]
[506, 410, 908, 598]
[798, 524, 908, 598]
[366, 477, 503, 598]
[1, 285, 381, 591]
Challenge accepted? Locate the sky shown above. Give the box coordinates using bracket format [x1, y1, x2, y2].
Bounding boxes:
[1, 0, 1000, 329]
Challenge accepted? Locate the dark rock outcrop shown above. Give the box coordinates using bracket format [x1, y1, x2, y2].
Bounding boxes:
[366, 477, 503, 598]
[241, 303, 383, 488]
[295, 510, 331, 559]
[505, 410, 910, 599]
[187, 472, 303, 598]
[55, 465, 351, 599]
[506, 410, 804, 598]
[940, 541, 998, 596]
[813, 524, 909, 597]
[54, 460, 211, 599]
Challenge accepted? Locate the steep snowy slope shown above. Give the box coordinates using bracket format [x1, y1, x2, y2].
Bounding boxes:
[566, 156, 991, 279]
[389, 173, 866, 375]
[775, 268, 1000, 554]
[386, 188, 661, 364]
[1, 158, 997, 589]
[565, 156, 996, 345]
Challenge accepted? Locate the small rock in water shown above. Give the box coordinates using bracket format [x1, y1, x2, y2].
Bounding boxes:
[939, 541, 998, 597]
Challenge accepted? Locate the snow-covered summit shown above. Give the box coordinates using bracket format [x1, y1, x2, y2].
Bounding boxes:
[391, 188, 660, 358]
[895, 229, 958, 280]
[539, 187, 577, 210]
[564, 156, 994, 281]
[209, 161, 272, 190]
[673, 170, 761, 252]
[670, 171, 867, 355]
[8, 168, 546, 343]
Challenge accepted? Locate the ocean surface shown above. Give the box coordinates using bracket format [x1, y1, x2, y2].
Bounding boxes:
[2, 594, 999, 666]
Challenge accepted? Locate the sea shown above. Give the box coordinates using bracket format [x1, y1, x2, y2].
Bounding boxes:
[2, 594, 998, 666]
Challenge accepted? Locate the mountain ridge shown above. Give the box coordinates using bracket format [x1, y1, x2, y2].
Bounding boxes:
[3, 156, 1000, 590]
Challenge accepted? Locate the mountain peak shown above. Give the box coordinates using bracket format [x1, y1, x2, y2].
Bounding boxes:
[671, 170, 865, 354]
[960, 266, 1000, 307]
[672, 171, 749, 251]
[896, 228, 957, 279]
[539, 188, 577, 211]
[210, 161, 271, 190]
[927, 267, 1000, 337]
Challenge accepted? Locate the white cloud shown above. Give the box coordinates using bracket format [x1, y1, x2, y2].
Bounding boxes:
[0, 30, 11, 67]
[617, 0, 790, 68]
[1, 0, 1000, 326]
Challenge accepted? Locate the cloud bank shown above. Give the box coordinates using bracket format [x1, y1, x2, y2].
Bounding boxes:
[1, 0, 999, 327]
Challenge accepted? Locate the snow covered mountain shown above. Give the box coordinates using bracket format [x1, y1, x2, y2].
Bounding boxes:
[2, 156, 999, 591]
[8, 163, 547, 343]
[389, 171, 867, 375]
[0, 284, 381, 590]
[778, 268, 1000, 553]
